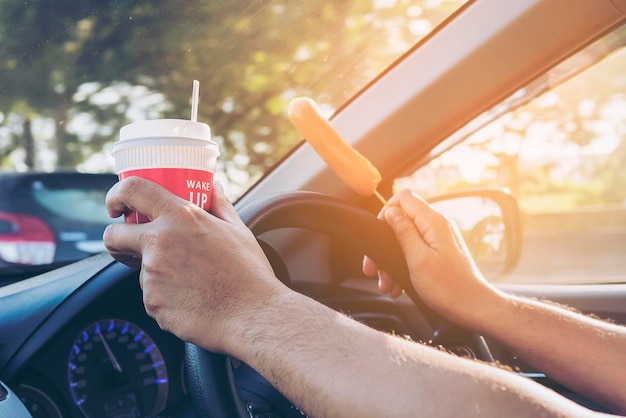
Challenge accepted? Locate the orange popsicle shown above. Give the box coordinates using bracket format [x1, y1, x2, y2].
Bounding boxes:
[287, 97, 385, 202]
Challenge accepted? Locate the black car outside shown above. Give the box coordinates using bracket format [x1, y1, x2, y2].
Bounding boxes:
[0, 172, 118, 284]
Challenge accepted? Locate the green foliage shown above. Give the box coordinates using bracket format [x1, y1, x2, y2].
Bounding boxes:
[409, 42, 626, 214]
[0, 0, 466, 191]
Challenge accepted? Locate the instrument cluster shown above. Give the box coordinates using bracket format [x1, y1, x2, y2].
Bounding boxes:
[11, 283, 186, 418]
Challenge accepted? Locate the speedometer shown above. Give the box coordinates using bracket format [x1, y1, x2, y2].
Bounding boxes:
[67, 319, 168, 418]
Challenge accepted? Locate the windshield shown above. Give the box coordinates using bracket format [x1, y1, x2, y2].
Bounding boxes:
[0, 0, 467, 199]
[396, 24, 626, 285]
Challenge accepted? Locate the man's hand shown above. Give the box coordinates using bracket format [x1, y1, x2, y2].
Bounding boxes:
[103, 177, 284, 354]
[363, 189, 496, 325]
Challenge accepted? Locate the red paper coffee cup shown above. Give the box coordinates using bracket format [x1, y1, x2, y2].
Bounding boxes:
[112, 119, 220, 223]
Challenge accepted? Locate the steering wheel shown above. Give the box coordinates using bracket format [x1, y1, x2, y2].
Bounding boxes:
[185, 191, 492, 417]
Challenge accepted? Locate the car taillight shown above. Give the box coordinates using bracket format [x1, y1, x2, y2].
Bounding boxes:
[0, 212, 55, 265]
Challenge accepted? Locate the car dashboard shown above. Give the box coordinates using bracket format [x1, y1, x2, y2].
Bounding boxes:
[0, 231, 612, 417]
[6, 266, 186, 418]
[0, 242, 444, 418]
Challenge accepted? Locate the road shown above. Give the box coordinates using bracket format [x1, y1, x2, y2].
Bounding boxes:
[499, 230, 626, 285]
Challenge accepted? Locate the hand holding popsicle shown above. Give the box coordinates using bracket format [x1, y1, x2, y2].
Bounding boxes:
[287, 97, 387, 205]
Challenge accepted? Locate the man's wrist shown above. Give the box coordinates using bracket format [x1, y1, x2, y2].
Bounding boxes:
[220, 283, 300, 359]
[442, 282, 507, 333]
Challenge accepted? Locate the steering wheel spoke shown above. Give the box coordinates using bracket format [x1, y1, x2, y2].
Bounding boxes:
[186, 192, 492, 417]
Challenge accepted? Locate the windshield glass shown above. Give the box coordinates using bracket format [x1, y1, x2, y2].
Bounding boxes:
[396, 25, 626, 285]
[0, 0, 467, 276]
[0, 0, 467, 198]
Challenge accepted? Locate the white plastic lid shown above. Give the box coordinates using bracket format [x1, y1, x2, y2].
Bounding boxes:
[119, 119, 214, 143]
[113, 119, 220, 173]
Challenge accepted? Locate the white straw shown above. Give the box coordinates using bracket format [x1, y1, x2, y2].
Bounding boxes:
[191, 79, 200, 122]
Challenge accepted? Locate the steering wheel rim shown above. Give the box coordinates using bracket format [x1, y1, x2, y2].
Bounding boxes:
[186, 191, 491, 417]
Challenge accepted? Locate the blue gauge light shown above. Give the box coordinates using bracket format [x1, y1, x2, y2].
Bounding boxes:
[67, 319, 169, 418]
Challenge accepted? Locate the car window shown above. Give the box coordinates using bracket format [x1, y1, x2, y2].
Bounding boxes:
[0, 0, 468, 279]
[396, 25, 626, 285]
[32, 188, 112, 224]
[0, 173, 119, 272]
[0, 0, 468, 200]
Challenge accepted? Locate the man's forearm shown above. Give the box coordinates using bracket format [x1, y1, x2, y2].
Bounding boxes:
[469, 290, 626, 414]
[231, 289, 599, 418]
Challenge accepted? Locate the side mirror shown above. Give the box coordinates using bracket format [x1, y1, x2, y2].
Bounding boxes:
[429, 188, 521, 281]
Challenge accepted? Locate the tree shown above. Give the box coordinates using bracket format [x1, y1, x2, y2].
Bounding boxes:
[0, 0, 466, 192]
